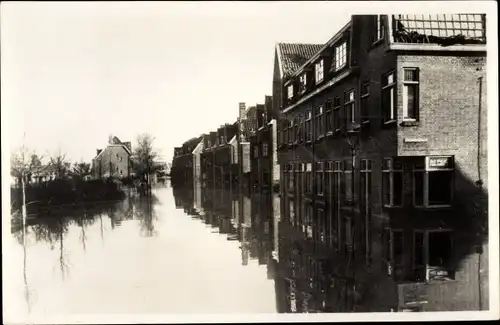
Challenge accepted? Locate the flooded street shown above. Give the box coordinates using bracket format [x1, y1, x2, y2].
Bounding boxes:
[5, 182, 278, 320]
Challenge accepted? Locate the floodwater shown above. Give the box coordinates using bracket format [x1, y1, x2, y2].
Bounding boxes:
[5, 182, 280, 321]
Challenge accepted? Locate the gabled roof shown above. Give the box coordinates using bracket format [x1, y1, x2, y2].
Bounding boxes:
[276, 43, 324, 78]
[94, 144, 131, 160]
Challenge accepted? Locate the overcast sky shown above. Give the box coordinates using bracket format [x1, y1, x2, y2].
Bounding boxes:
[1, 1, 494, 164]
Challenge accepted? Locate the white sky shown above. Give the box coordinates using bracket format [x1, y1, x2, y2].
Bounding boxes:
[1, 1, 496, 165]
[2, 2, 352, 164]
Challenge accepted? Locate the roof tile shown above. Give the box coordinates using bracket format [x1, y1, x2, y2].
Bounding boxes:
[278, 43, 324, 78]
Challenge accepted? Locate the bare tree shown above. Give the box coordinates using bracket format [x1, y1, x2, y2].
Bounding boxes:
[11, 149, 46, 187]
[70, 161, 91, 180]
[132, 133, 160, 187]
[49, 150, 71, 180]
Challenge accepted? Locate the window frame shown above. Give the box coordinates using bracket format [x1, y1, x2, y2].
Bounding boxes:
[334, 161, 343, 251]
[344, 89, 356, 125]
[262, 142, 269, 157]
[413, 156, 454, 208]
[382, 157, 404, 207]
[334, 41, 348, 71]
[382, 71, 397, 124]
[360, 159, 372, 263]
[402, 67, 420, 121]
[315, 105, 324, 139]
[413, 229, 455, 282]
[287, 84, 294, 100]
[361, 82, 370, 124]
[305, 110, 313, 143]
[316, 161, 324, 196]
[299, 73, 307, 94]
[375, 15, 385, 43]
[333, 96, 341, 133]
[315, 59, 324, 84]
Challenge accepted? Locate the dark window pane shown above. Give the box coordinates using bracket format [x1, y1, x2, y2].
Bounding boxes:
[414, 171, 424, 206]
[393, 231, 404, 265]
[382, 173, 391, 205]
[406, 85, 417, 119]
[393, 172, 403, 205]
[345, 172, 353, 201]
[428, 171, 453, 205]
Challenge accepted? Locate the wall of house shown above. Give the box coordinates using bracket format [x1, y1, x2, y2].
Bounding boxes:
[93, 146, 130, 178]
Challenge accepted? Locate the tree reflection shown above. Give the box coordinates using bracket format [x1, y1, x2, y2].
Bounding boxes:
[131, 193, 159, 237]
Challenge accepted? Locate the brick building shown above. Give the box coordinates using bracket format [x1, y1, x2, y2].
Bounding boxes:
[92, 135, 132, 179]
[275, 14, 488, 312]
[171, 136, 204, 188]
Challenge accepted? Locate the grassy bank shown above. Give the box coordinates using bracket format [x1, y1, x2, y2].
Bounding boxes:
[11, 178, 126, 215]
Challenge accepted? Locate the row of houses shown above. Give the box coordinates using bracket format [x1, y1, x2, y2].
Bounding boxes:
[171, 14, 489, 311]
[170, 97, 281, 194]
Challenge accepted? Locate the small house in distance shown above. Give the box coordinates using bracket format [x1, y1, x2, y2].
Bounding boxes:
[92, 135, 132, 179]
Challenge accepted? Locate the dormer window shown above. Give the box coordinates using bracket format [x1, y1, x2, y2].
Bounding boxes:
[335, 41, 347, 71]
[315, 59, 324, 84]
[287, 85, 294, 99]
[299, 74, 307, 93]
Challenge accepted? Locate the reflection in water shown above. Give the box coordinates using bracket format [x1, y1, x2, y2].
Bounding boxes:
[9, 183, 277, 318]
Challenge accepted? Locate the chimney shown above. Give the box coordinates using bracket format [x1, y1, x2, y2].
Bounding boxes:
[265, 95, 273, 122]
[239, 102, 246, 121]
[108, 134, 113, 144]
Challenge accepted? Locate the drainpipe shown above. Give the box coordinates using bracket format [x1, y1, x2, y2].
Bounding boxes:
[477, 75, 483, 310]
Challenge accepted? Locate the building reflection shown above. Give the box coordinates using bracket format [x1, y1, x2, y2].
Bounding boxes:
[172, 178, 488, 313]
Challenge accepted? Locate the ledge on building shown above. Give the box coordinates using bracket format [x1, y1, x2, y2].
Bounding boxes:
[388, 43, 487, 53]
[400, 119, 419, 127]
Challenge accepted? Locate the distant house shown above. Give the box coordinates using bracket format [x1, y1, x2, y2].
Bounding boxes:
[92, 135, 132, 179]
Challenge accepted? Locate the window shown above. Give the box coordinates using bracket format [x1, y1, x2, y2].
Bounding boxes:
[325, 162, 335, 247]
[316, 162, 324, 196]
[382, 72, 396, 123]
[344, 90, 356, 125]
[253, 146, 259, 158]
[120, 170, 123, 175]
[298, 115, 304, 143]
[289, 200, 295, 225]
[375, 15, 385, 42]
[317, 209, 326, 244]
[299, 74, 307, 93]
[325, 100, 333, 134]
[361, 82, 370, 123]
[288, 85, 294, 99]
[305, 110, 312, 142]
[334, 161, 342, 250]
[305, 205, 313, 239]
[315, 106, 324, 138]
[403, 68, 419, 120]
[315, 59, 324, 83]
[333, 96, 341, 132]
[413, 156, 454, 207]
[293, 118, 299, 143]
[382, 157, 403, 207]
[262, 143, 269, 157]
[383, 229, 404, 279]
[288, 163, 294, 191]
[413, 230, 454, 281]
[344, 217, 353, 253]
[335, 41, 347, 71]
[344, 159, 354, 203]
[360, 159, 372, 262]
[305, 163, 312, 194]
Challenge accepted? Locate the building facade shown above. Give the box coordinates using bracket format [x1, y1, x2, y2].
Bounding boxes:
[92, 135, 132, 179]
[275, 14, 487, 312]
